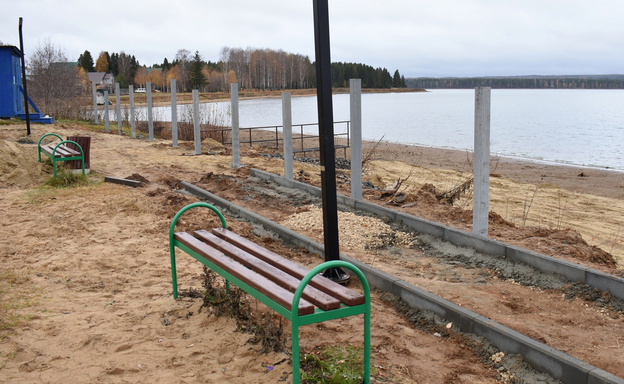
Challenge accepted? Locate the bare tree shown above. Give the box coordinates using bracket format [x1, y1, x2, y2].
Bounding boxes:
[117, 52, 133, 85]
[220, 46, 313, 91]
[220, 47, 231, 91]
[175, 49, 191, 91]
[27, 38, 82, 115]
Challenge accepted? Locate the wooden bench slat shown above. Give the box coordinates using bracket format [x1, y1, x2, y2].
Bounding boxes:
[41, 145, 65, 158]
[175, 232, 315, 316]
[41, 144, 80, 158]
[194, 230, 341, 311]
[59, 145, 81, 156]
[212, 228, 365, 306]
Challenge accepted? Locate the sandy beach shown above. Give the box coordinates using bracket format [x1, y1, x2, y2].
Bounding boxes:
[1, 121, 623, 383]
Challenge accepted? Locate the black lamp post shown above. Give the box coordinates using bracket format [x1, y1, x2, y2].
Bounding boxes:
[312, 0, 349, 283]
[18, 17, 31, 137]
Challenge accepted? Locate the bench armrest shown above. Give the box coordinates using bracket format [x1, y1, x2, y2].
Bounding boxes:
[38, 133, 63, 149]
[292, 260, 370, 315]
[170, 202, 228, 299]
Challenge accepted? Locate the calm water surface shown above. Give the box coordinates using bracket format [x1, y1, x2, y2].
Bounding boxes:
[124, 89, 624, 170]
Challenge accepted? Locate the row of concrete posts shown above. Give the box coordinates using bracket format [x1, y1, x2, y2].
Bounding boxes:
[92, 80, 492, 238]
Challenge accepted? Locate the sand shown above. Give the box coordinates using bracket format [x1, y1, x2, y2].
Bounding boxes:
[1, 121, 623, 383]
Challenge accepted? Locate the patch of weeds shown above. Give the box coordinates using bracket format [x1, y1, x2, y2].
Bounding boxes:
[44, 167, 90, 188]
[20, 172, 102, 206]
[300, 345, 370, 384]
[197, 267, 285, 353]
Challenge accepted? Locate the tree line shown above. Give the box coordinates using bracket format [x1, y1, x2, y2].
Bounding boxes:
[406, 76, 624, 89]
[76, 46, 406, 92]
[331, 62, 406, 88]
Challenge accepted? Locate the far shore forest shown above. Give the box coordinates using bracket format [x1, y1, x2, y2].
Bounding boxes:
[79, 47, 408, 93]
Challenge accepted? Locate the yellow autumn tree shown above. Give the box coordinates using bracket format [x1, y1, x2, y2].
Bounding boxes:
[167, 69, 178, 91]
[148, 68, 162, 90]
[77, 66, 90, 93]
[134, 67, 148, 87]
[95, 52, 109, 72]
[227, 69, 237, 85]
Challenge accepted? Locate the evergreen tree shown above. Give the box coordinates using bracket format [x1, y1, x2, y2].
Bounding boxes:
[104, 52, 111, 71]
[109, 53, 119, 76]
[130, 55, 139, 81]
[163, 58, 170, 71]
[78, 50, 94, 72]
[189, 51, 207, 90]
[116, 72, 128, 88]
[393, 70, 402, 88]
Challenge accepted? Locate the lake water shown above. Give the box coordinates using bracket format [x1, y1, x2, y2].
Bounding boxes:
[121, 89, 624, 170]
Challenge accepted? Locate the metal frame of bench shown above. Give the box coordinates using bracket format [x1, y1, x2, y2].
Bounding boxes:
[169, 202, 371, 384]
[37, 133, 85, 177]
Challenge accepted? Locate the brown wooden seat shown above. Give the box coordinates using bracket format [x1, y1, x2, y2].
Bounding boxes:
[37, 133, 85, 177]
[169, 202, 371, 384]
[211, 228, 365, 306]
[174, 232, 315, 316]
[194, 229, 341, 311]
[40, 144, 81, 158]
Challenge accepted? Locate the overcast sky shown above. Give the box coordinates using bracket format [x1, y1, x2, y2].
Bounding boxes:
[1, 0, 623, 77]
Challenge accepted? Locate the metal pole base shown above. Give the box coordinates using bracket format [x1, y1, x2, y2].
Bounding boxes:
[322, 267, 350, 284]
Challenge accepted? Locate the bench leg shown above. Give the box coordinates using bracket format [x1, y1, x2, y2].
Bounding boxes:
[291, 323, 301, 384]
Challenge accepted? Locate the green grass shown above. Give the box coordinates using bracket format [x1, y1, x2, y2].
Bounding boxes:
[44, 168, 91, 188]
[301, 345, 373, 384]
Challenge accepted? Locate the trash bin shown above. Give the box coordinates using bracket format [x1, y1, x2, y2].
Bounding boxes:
[66, 136, 91, 174]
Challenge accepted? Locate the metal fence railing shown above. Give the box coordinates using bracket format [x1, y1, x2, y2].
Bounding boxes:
[204, 120, 350, 158]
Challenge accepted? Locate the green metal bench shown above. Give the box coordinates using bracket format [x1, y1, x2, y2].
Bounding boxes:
[169, 202, 371, 384]
[38, 133, 85, 177]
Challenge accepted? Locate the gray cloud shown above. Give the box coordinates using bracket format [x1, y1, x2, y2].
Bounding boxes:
[1, 0, 622, 77]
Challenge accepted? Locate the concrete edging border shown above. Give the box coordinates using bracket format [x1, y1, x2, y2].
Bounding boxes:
[249, 168, 624, 302]
[180, 178, 624, 384]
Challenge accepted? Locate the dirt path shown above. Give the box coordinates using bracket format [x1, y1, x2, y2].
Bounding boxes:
[1, 122, 622, 382]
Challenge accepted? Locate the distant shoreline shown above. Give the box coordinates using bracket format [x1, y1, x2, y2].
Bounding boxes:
[107, 87, 426, 108]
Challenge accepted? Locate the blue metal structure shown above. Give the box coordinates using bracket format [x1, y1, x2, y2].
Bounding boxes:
[0, 45, 53, 123]
[0, 46, 24, 118]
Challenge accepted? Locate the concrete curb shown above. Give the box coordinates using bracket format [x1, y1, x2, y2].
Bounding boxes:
[104, 176, 143, 188]
[180, 180, 623, 383]
[249, 168, 624, 302]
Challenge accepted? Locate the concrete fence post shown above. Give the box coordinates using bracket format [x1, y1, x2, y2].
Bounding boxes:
[147, 81, 154, 141]
[193, 90, 201, 155]
[231, 83, 240, 168]
[104, 90, 109, 133]
[129, 85, 136, 138]
[92, 81, 98, 124]
[473, 87, 491, 237]
[171, 79, 178, 147]
[115, 83, 122, 135]
[350, 79, 363, 200]
[282, 92, 293, 179]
